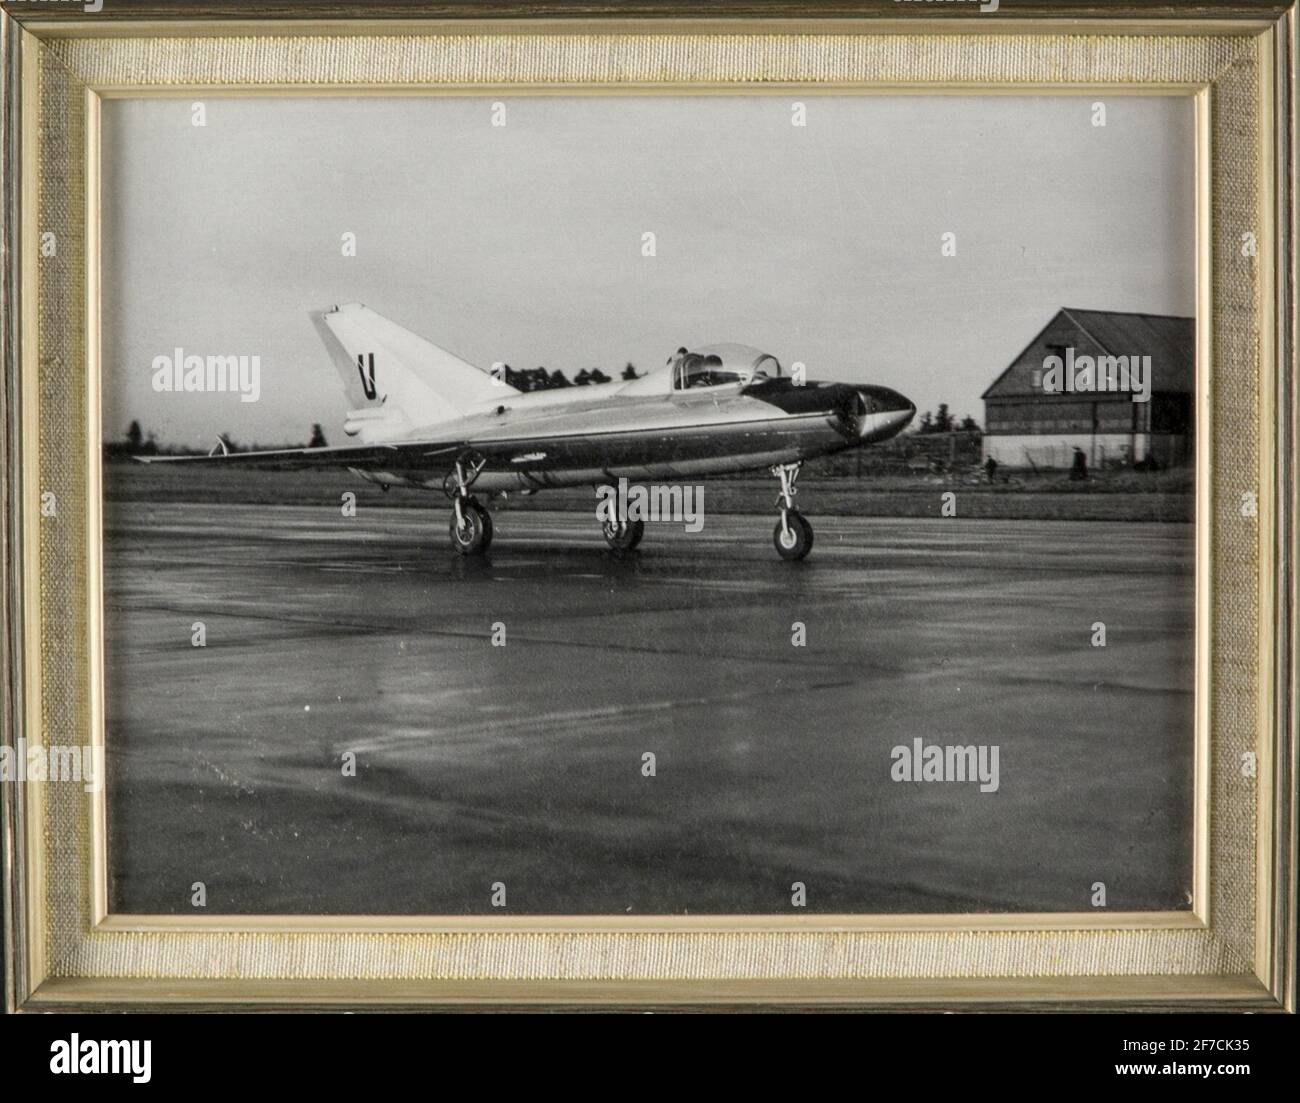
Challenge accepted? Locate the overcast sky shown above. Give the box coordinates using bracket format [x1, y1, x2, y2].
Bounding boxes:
[101, 94, 1195, 447]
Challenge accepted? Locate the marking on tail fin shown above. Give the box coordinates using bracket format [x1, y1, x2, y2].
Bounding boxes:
[356, 352, 377, 400]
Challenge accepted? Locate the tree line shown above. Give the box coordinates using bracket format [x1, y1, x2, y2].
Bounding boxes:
[914, 404, 981, 434]
[104, 419, 330, 458]
[502, 363, 641, 392]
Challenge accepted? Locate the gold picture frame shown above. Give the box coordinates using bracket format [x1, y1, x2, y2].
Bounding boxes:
[1, 0, 1294, 1011]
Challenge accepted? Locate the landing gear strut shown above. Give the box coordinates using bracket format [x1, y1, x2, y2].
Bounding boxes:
[771, 462, 813, 561]
[602, 516, 645, 551]
[444, 452, 493, 555]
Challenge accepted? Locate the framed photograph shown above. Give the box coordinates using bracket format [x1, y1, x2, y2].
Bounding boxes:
[1, 0, 1294, 1013]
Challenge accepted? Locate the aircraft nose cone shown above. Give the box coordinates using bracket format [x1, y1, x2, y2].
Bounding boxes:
[855, 386, 916, 437]
[894, 399, 918, 431]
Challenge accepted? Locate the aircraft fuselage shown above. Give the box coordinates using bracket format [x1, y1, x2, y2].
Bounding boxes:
[351, 377, 916, 493]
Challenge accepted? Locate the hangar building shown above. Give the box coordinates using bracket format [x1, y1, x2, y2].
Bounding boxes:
[981, 308, 1194, 469]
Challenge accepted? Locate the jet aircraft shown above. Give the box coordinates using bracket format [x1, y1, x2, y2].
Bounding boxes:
[141, 304, 916, 560]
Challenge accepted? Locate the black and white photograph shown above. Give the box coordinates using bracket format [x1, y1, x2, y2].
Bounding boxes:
[97, 92, 1199, 917]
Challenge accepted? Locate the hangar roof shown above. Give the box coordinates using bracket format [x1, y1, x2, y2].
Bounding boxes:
[982, 308, 1194, 401]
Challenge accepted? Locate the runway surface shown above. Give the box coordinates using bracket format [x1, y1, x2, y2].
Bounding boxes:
[103, 503, 1195, 915]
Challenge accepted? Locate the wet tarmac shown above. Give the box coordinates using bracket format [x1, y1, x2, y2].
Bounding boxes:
[103, 503, 1195, 915]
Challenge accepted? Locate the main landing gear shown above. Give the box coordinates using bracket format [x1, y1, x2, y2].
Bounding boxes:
[771, 462, 813, 561]
[445, 452, 493, 556]
[602, 516, 646, 551]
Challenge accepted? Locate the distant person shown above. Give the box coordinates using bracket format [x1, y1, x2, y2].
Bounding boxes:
[1070, 446, 1088, 481]
[985, 455, 998, 483]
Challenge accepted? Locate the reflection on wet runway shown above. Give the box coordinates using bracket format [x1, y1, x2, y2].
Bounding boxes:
[104, 504, 1195, 916]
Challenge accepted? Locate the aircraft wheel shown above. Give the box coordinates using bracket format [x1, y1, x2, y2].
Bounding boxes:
[773, 510, 813, 561]
[603, 518, 645, 551]
[450, 497, 493, 555]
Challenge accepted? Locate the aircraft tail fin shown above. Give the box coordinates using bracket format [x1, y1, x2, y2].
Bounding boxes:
[312, 302, 516, 437]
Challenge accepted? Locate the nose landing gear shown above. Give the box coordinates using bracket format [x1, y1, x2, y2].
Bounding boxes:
[445, 452, 493, 555]
[771, 462, 813, 561]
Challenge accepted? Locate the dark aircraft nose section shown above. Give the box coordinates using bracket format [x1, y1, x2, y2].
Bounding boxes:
[842, 385, 916, 440]
[857, 385, 915, 416]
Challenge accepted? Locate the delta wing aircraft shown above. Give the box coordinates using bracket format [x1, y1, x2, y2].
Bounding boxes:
[141, 304, 916, 560]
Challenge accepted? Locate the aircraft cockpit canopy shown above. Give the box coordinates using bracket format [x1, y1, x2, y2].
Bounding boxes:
[670, 343, 782, 390]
